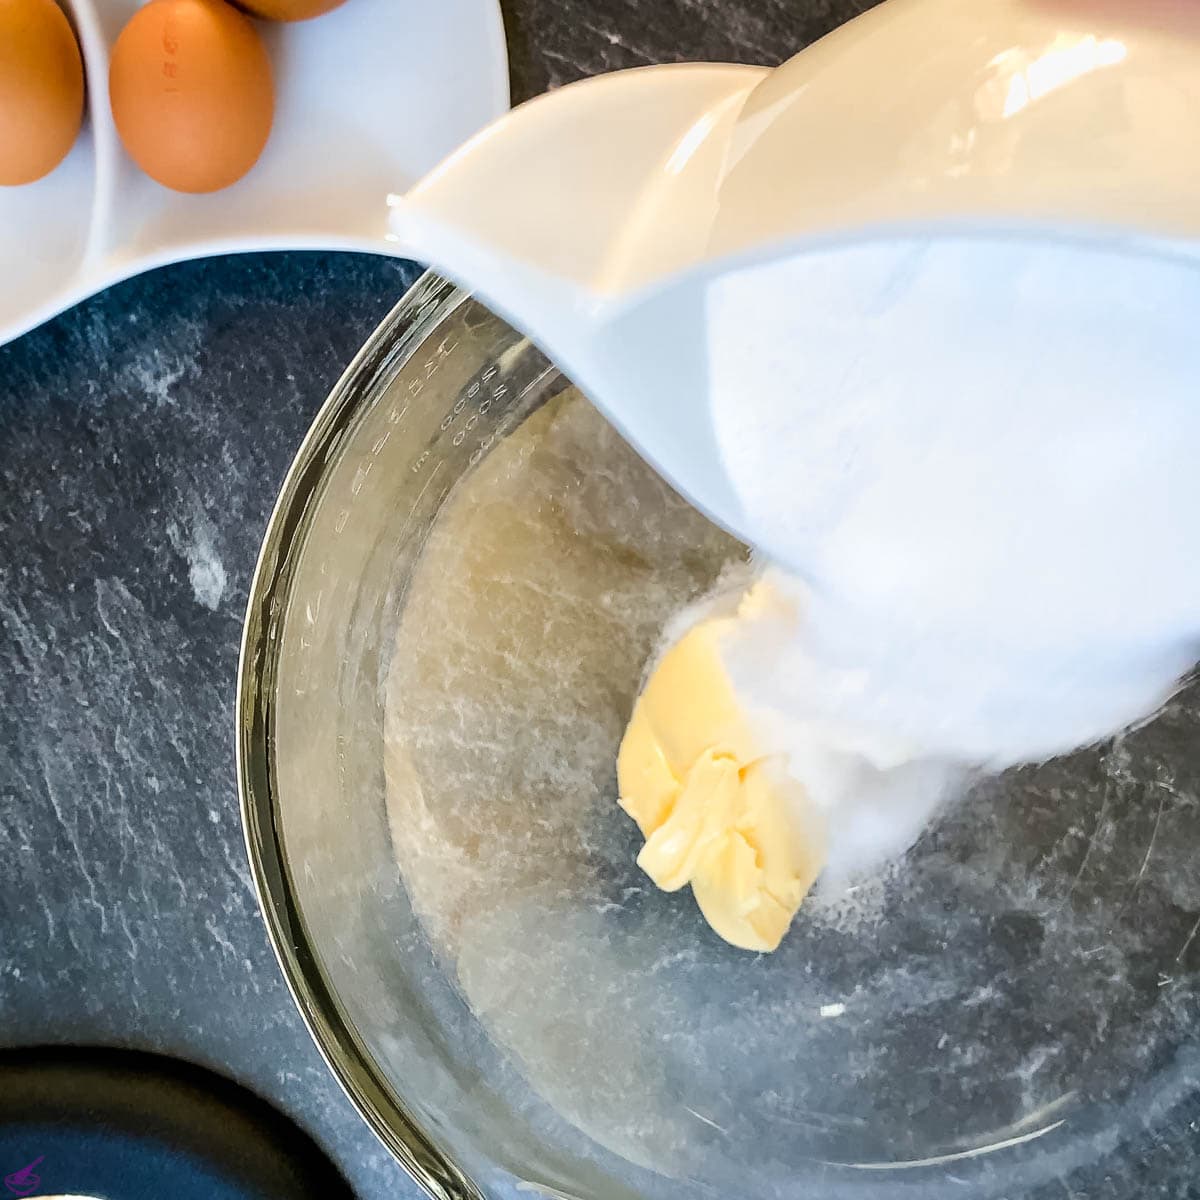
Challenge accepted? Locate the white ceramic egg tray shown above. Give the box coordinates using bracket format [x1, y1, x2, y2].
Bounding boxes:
[0, 0, 509, 347]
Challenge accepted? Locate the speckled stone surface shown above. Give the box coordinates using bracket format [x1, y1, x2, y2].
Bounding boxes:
[0, 252, 423, 1199]
[3, 4, 1200, 1200]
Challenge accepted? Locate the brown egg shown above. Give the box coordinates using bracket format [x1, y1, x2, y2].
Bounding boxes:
[0, 0, 85, 186]
[109, 0, 274, 194]
[233, 0, 346, 21]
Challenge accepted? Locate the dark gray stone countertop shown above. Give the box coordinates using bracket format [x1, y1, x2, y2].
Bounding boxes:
[2, 3, 1198, 1200]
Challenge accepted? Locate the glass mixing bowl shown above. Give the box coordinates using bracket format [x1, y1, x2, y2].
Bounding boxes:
[238, 273, 1200, 1200]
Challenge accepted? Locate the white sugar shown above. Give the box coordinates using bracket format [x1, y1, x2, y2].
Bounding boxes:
[698, 234, 1200, 873]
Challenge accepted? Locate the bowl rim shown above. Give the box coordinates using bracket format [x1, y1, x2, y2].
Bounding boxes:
[235, 270, 486, 1200]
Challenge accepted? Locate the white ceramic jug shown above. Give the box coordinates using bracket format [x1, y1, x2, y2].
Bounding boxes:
[388, 0, 1200, 548]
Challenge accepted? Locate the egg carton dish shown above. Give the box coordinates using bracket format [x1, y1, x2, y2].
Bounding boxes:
[0, 0, 509, 347]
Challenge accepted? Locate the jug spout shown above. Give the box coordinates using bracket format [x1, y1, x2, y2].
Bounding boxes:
[383, 61, 771, 539]
[387, 196, 604, 376]
[385, 193, 747, 539]
[386, 64, 767, 301]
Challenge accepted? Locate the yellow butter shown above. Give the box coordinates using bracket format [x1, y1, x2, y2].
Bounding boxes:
[616, 703, 679, 835]
[637, 748, 740, 892]
[617, 613, 826, 953]
[637, 617, 761, 772]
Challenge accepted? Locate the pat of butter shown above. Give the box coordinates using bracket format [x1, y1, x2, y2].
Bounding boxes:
[617, 614, 826, 952]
